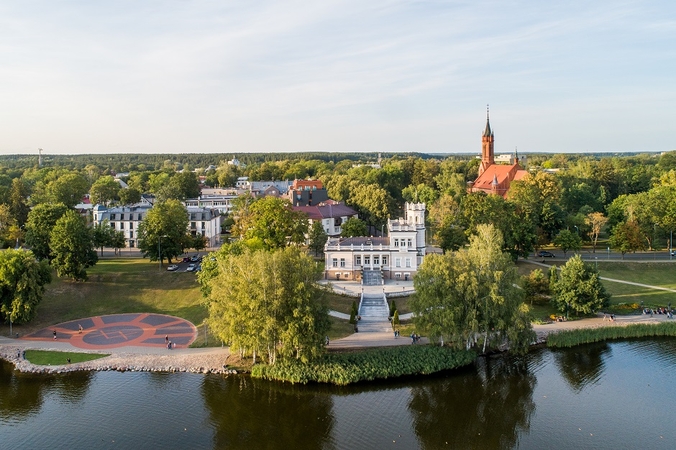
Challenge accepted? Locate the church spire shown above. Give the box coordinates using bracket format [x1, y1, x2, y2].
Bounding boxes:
[478, 105, 495, 176]
[483, 104, 493, 137]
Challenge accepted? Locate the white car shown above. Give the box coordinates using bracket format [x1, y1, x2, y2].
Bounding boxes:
[166, 264, 179, 271]
[186, 263, 197, 272]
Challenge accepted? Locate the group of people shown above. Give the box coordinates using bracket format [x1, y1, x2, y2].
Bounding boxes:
[165, 335, 176, 349]
[410, 332, 420, 344]
[602, 314, 616, 322]
[644, 307, 673, 318]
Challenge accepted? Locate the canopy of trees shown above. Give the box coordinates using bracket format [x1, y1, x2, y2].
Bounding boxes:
[0, 249, 52, 323]
[204, 246, 330, 365]
[411, 224, 534, 354]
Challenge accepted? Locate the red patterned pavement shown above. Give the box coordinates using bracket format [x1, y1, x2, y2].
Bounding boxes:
[23, 314, 197, 350]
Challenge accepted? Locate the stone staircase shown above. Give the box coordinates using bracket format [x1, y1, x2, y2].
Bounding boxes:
[362, 269, 382, 286]
[358, 293, 391, 332]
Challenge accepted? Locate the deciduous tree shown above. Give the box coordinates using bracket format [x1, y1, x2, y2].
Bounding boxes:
[50, 210, 98, 281]
[89, 175, 120, 205]
[0, 249, 52, 324]
[25, 203, 69, 260]
[551, 254, 610, 318]
[553, 229, 582, 255]
[232, 196, 308, 250]
[205, 247, 330, 364]
[411, 224, 534, 354]
[308, 221, 328, 256]
[340, 217, 368, 238]
[138, 199, 190, 265]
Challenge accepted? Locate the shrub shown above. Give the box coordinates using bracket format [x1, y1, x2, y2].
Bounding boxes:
[349, 301, 357, 324]
[389, 300, 397, 317]
[251, 345, 476, 385]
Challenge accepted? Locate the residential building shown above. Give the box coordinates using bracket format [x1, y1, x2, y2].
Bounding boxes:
[294, 202, 358, 237]
[286, 179, 328, 206]
[323, 202, 426, 281]
[93, 203, 222, 248]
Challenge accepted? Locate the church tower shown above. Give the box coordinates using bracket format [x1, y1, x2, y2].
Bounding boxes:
[478, 106, 494, 176]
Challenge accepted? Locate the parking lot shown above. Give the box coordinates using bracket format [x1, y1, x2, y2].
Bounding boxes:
[166, 254, 203, 273]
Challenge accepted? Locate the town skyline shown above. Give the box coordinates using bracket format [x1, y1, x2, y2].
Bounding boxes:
[1, 1, 674, 155]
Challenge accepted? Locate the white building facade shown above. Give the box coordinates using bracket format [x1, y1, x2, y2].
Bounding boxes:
[93, 203, 222, 248]
[323, 203, 426, 281]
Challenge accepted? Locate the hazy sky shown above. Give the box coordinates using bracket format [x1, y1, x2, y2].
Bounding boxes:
[1, 1, 674, 155]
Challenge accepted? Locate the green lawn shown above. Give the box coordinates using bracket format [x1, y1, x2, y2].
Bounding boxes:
[5, 258, 205, 336]
[597, 262, 676, 289]
[24, 350, 109, 365]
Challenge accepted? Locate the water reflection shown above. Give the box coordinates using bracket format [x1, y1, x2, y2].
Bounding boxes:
[408, 355, 536, 450]
[0, 360, 92, 420]
[202, 375, 335, 450]
[553, 343, 610, 392]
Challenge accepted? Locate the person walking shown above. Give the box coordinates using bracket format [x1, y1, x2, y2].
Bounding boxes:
[53, 330, 57, 340]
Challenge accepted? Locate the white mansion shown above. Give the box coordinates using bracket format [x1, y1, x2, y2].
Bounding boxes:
[324, 202, 426, 281]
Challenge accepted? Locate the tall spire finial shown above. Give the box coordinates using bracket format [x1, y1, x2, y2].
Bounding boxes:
[483, 105, 492, 137]
[487, 104, 490, 121]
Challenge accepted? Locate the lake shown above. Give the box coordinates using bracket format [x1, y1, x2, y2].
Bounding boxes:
[2, 339, 675, 449]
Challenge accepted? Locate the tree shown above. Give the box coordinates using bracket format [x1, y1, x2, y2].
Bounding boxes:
[118, 187, 142, 205]
[232, 196, 308, 250]
[89, 175, 120, 205]
[585, 212, 608, 253]
[553, 229, 582, 255]
[392, 310, 400, 330]
[50, 210, 98, 281]
[8, 178, 30, 227]
[189, 234, 208, 252]
[0, 204, 17, 248]
[522, 269, 550, 306]
[205, 247, 330, 365]
[551, 255, 610, 318]
[25, 203, 69, 260]
[348, 184, 391, 230]
[47, 172, 89, 208]
[0, 249, 52, 324]
[138, 199, 190, 265]
[308, 221, 328, 256]
[340, 217, 368, 237]
[609, 220, 645, 258]
[92, 220, 115, 256]
[411, 224, 534, 354]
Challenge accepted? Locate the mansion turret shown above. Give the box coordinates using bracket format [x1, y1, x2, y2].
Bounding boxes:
[324, 202, 426, 281]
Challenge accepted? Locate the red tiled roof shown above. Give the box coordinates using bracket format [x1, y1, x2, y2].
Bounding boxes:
[294, 203, 358, 220]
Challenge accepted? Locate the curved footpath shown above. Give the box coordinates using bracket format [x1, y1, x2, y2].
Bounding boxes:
[0, 336, 232, 375]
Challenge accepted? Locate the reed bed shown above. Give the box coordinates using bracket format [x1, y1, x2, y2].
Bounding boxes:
[251, 345, 476, 385]
[546, 322, 676, 348]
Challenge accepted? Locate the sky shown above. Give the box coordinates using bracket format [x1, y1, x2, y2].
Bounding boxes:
[1, 0, 675, 155]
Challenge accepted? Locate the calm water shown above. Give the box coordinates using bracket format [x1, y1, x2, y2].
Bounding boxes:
[2, 339, 676, 450]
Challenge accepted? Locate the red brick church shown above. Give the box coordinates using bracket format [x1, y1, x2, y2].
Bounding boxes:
[468, 108, 528, 198]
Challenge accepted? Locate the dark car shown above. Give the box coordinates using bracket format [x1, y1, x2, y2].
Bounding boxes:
[182, 256, 191, 263]
[537, 250, 555, 258]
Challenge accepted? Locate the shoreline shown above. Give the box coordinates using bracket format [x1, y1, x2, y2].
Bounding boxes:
[0, 345, 234, 375]
[1, 314, 671, 377]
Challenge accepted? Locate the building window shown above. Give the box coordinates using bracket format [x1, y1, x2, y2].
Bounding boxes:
[373, 256, 380, 265]
[364, 256, 370, 265]
[408, 239, 412, 247]
[394, 238, 399, 247]
[191, 222, 196, 229]
[120, 222, 125, 230]
[129, 222, 133, 229]
[355, 255, 362, 266]
[382, 256, 388, 266]
[110, 222, 115, 228]
[395, 273, 401, 279]
[395, 258, 401, 268]
[340, 258, 345, 268]
[405, 258, 411, 268]
[332, 258, 338, 268]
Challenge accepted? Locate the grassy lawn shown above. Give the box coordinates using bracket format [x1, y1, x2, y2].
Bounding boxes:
[327, 316, 355, 340]
[325, 292, 358, 315]
[24, 350, 109, 365]
[597, 262, 676, 289]
[4, 258, 205, 336]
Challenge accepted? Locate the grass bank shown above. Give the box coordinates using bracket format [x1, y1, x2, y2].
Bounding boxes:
[5, 258, 205, 336]
[24, 350, 109, 365]
[546, 322, 676, 348]
[251, 345, 476, 385]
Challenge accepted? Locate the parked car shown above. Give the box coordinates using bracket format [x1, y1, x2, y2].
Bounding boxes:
[190, 254, 200, 262]
[537, 250, 555, 258]
[186, 263, 197, 272]
[182, 256, 191, 263]
[166, 264, 179, 271]
[671, 250, 676, 257]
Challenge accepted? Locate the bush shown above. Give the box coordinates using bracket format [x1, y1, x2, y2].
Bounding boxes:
[251, 345, 476, 385]
[389, 300, 397, 317]
[349, 301, 357, 324]
[547, 322, 676, 348]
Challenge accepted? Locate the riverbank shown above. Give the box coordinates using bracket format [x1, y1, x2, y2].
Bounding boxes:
[0, 344, 233, 375]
